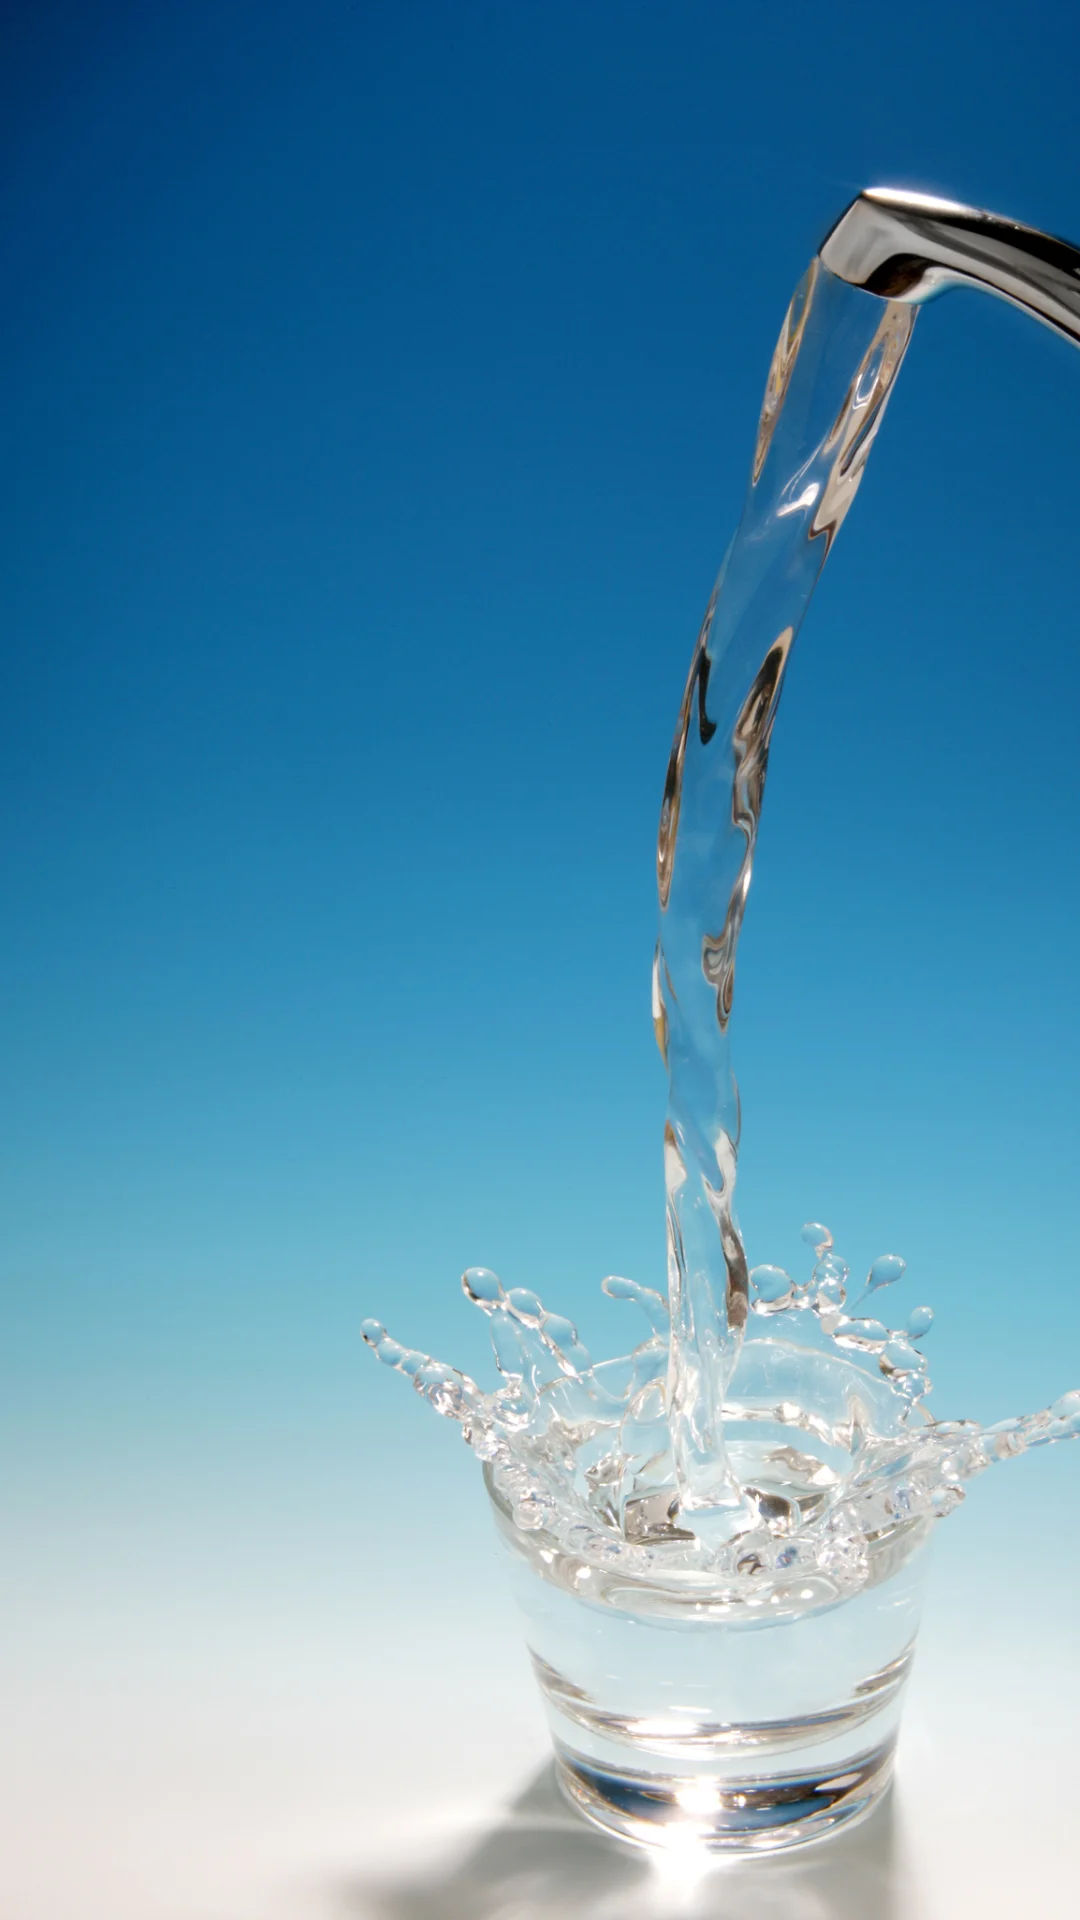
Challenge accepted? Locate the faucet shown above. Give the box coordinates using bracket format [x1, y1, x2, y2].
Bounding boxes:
[820, 185, 1080, 345]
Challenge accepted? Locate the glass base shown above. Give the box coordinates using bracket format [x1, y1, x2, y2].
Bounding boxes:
[554, 1733, 896, 1853]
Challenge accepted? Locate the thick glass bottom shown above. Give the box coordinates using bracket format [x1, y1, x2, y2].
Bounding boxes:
[554, 1732, 896, 1853]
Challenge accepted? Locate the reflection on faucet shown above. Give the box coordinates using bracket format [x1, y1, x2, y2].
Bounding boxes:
[335, 1763, 912, 1920]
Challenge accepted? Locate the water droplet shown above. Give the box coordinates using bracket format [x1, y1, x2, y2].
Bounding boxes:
[550, 1325, 594, 1376]
[360, 1319, 385, 1347]
[431, 1382, 465, 1417]
[814, 1259, 847, 1309]
[1051, 1390, 1080, 1421]
[814, 1254, 847, 1283]
[486, 1315, 531, 1384]
[750, 1265, 793, 1305]
[507, 1287, 544, 1325]
[863, 1254, 906, 1297]
[906, 1305, 934, 1340]
[462, 1266, 504, 1306]
[881, 1337, 927, 1376]
[833, 1316, 888, 1352]
[494, 1384, 532, 1428]
[602, 1275, 637, 1300]
[601, 1274, 670, 1337]
[416, 1363, 473, 1419]
[801, 1222, 832, 1250]
[542, 1313, 592, 1371]
[897, 1370, 931, 1403]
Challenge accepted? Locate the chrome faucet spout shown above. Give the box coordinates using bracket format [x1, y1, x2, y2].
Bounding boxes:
[820, 186, 1080, 347]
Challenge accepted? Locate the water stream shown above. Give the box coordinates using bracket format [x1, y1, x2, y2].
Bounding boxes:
[655, 262, 915, 1513]
[363, 253, 1080, 1613]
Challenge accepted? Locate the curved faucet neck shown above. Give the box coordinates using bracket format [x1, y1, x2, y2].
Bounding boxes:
[819, 185, 1080, 347]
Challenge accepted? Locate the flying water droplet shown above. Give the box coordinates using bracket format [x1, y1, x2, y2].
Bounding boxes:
[814, 1253, 847, 1283]
[906, 1305, 934, 1340]
[832, 1316, 888, 1352]
[601, 1274, 670, 1339]
[813, 1256, 847, 1310]
[361, 1324, 476, 1412]
[487, 1313, 534, 1384]
[539, 1310, 593, 1378]
[863, 1254, 906, 1298]
[462, 1267, 505, 1307]
[749, 1265, 794, 1311]
[602, 1275, 640, 1300]
[542, 1311, 591, 1364]
[414, 1362, 479, 1419]
[880, 1336, 927, 1376]
[507, 1287, 544, 1326]
[801, 1222, 833, 1251]
[543, 1312, 577, 1346]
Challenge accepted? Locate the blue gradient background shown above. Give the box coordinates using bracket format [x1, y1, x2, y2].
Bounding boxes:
[4, 0, 1080, 1749]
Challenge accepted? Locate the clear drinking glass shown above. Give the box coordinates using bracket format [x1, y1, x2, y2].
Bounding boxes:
[488, 1338, 931, 1853]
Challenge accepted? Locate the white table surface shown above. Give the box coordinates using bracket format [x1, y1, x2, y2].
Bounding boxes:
[6, 1443, 1076, 1920]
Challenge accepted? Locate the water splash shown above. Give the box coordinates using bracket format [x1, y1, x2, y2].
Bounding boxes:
[363, 249, 1080, 1614]
[363, 1219, 1080, 1614]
